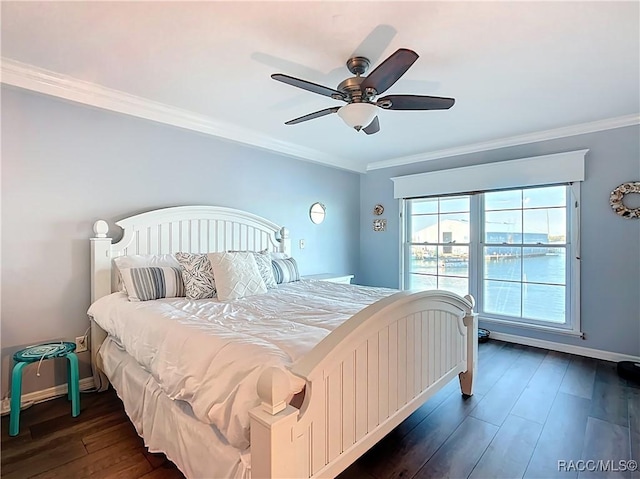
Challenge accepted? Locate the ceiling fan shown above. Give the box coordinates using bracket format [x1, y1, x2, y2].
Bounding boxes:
[271, 48, 455, 135]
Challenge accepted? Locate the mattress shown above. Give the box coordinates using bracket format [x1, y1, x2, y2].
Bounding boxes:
[88, 280, 395, 449]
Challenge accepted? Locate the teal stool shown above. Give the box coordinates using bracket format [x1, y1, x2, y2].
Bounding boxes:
[9, 342, 80, 436]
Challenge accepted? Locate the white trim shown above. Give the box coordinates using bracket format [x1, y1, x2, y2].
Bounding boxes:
[4, 58, 638, 176]
[392, 150, 587, 199]
[480, 317, 584, 338]
[488, 331, 640, 363]
[368, 114, 639, 171]
[1, 377, 95, 416]
[0, 58, 361, 173]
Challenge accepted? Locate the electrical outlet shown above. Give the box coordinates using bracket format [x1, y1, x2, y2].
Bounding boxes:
[75, 336, 88, 353]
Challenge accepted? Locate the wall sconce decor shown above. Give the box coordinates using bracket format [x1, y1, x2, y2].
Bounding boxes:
[373, 219, 387, 232]
[309, 202, 326, 224]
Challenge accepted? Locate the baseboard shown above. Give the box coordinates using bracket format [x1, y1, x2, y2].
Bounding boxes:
[1, 377, 96, 416]
[490, 332, 640, 363]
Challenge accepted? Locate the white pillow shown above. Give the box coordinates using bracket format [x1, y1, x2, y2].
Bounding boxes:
[113, 254, 181, 292]
[252, 251, 277, 289]
[227, 249, 277, 289]
[208, 252, 267, 300]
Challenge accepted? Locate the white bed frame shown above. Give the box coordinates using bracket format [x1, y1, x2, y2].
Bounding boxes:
[90, 205, 477, 479]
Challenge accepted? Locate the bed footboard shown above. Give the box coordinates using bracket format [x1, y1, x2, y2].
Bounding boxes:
[250, 290, 477, 479]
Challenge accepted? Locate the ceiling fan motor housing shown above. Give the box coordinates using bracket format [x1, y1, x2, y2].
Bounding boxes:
[346, 56, 370, 75]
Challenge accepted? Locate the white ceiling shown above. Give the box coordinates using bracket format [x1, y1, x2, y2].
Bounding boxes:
[2, 1, 639, 172]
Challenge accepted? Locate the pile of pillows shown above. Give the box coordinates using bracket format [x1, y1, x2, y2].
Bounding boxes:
[114, 251, 299, 302]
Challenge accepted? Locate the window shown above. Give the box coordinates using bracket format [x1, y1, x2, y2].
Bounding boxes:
[405, 196, 471, 298]
[403, 185, 580, 333]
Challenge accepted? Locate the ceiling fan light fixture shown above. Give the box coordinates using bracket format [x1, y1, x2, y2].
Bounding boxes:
[337, 103, 377, 131]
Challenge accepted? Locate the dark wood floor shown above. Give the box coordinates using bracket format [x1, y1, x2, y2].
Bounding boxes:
[2, 340, 638, 479]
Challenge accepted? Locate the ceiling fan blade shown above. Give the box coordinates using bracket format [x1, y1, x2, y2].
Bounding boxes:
[285, 107, 340, 125]
[377, 94, 455, 110]
[363, 116, 380, 135]
[360, 48, 419, 95]
[272, 74, 345, 100]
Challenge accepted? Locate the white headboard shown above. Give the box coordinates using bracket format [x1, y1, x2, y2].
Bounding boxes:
[90, 205, 290, 303]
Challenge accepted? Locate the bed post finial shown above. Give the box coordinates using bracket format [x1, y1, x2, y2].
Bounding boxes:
[93, 220, 109, 238]
[250, 367, 299, 478]
[256, 367, 291, 415]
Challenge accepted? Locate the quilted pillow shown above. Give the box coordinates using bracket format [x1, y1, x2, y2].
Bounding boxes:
[227, 249, 277, 289]
[252, 251, 277, 289]
[272, 257, 300, 284]
[208, 252, 267, 301]
[174, 252, 217, 300]
[119, 266, 185, 302]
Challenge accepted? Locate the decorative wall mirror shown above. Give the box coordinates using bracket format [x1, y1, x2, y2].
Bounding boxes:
[309, 202, 326, 224]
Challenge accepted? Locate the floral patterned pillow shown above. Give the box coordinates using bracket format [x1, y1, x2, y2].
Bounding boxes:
[174, 252, 217, 299]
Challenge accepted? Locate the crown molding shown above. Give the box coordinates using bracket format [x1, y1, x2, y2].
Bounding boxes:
[367, 113, 640, 171]
[1, 58, 362, 173]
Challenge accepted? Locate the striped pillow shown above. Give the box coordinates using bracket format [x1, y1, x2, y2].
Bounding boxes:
[271, 257, 300, 284]
[119, 267, 185, 302]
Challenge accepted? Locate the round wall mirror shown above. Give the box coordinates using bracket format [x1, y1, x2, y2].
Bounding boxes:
[310, 202, 326, 224]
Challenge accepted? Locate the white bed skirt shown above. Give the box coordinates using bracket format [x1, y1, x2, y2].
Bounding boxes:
[100, 337, 251, 479]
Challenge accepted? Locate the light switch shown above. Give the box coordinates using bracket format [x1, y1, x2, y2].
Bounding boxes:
[299, 239, 306, 249]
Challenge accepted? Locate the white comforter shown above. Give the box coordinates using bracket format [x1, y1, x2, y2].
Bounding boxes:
[88, 280, 395, 449]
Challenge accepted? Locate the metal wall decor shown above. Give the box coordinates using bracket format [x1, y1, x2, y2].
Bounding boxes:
[373, 204, 384, 215]
[309, 202, 326, 224]
[373, 218, 387, 232]
[610, 181, 640, 219]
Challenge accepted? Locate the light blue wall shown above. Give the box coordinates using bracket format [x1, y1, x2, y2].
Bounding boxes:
[360, 125, 640, 357]
[1, 86, 361, 396]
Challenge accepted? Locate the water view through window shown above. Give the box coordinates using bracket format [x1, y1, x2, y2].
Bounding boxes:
[406, 186, 570, 326]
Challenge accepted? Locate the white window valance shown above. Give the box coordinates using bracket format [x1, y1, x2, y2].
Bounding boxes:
[391, 149, 588, 199]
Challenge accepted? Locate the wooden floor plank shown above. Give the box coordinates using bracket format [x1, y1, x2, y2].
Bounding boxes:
[469, 346, 546, 426]
[472, 343, 525, 395]
[510, 350, 571, 424]
[1, 439, 88, 479]
[590, 379, 629, 428]
[82, 421, 142, 454]
[337, 461, 378, 479]
[30, 436, 148, 479]
[469, 414, 543, 479]
[524, 391, 592, 479]
[99, 453, 154, 479]
[579, 416, 631, 479]
[559, 355, 597, 399]
[413, 416, 498, 479]
[137, 467, 186, 479]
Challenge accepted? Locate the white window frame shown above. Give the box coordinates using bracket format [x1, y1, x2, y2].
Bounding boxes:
[401, 184, 582, 337]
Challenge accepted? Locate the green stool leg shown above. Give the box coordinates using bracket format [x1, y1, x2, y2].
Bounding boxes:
[9, 362, 27, 436]
[67, 358, 71, 401]
[66, 353, 80, 417]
